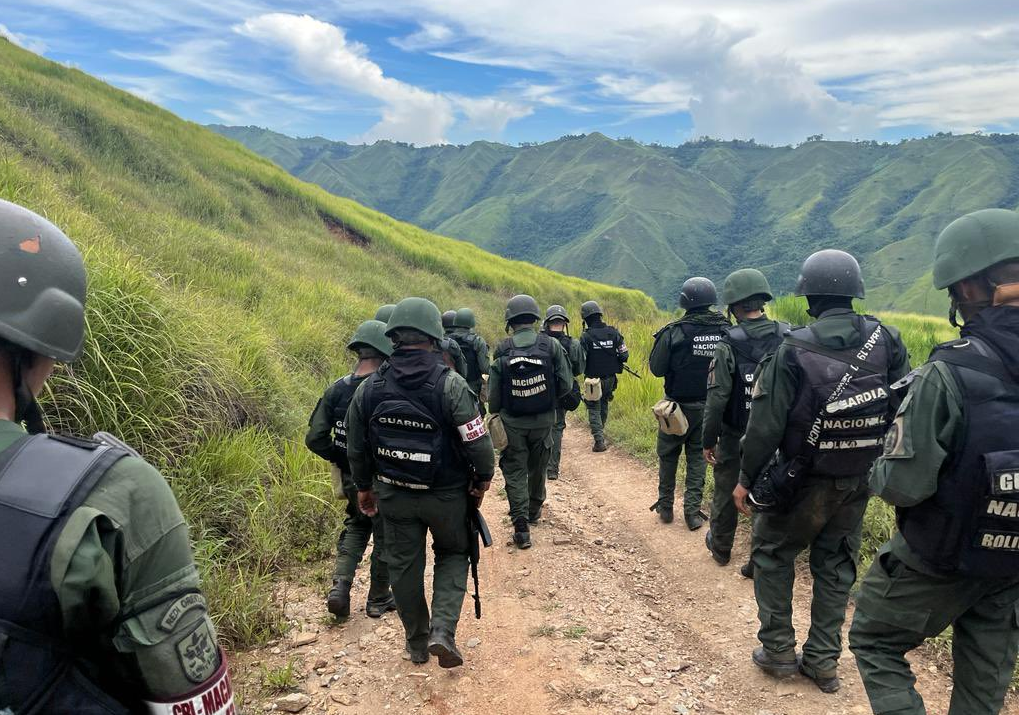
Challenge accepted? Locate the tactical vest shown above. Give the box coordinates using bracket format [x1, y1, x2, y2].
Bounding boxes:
[328, 374, 365, 473]
[780, 317, 892, 478]
[450, 332, 482, 384]
[664, 322, 727, 402]
[499, 334, 557, 416]
[363, 362, 463, 490]
[722, 322, 790, 431]
[0, 434, 133, 714]
[584, 325, 621, 378]
[898, 337, 1019, 576]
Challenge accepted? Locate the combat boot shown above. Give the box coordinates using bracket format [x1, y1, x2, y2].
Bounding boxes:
[704, 530, 731, 566]
[798, 657, 840, 693]
[685, 510, 707, 531]
[751, 646, 798, 677]
[651, 500, 674, 524]
[428, 628, 464, 668]
[593, 439, 607, 452]
[740, 560, 755, 579]
[404, 642, 429, 664]
[513, 518, 532, 549]
[327, 579, 352, 620]
[365, 590, 397, 618]
[547, 472, 559, 481]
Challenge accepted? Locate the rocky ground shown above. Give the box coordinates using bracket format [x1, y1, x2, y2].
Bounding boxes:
[232, 423, 1016, 714]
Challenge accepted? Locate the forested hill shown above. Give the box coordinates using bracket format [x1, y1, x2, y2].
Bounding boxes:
[212, 125, 1019, 312]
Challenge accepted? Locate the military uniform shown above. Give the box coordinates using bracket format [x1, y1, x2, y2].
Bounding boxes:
[542, 321, 585, 480]
[440, 336, 470, 378]
[741, 307, 909, 682]
[649, 309, 729, 524]
[449, 325, 490, 408]
[580, 307, 628, 448]
[489, 326, 573, 533]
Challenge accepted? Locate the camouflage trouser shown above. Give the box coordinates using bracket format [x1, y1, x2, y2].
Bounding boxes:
[708, 430, 741, 553]
[333, 466, 390, 601]
[656, 402, 705, 516]
[585, 375, 616, 442]
[850, 544, 1019, 715]
[753, 474, 867, 675]
[547, 407, 567, 477]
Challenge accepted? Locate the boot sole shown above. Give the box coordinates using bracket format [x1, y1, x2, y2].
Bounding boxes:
[428, 642, 464, 668]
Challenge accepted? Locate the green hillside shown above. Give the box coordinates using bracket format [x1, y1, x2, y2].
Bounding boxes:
[0, 40, 657, 647]
[213, 125, 1019, 312]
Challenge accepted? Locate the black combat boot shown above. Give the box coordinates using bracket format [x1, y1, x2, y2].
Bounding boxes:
[685, 510, 707, 531]
[740, 560, 755, 579]
[327, 579, 352, 620]
[704, 530, 731, 566]
[404, 642, 429, 664]
[651, 500, 674, 524]
[799, 656, 840, 693]
[365, 590, 397, 618]
[547, 471, 559, 481]
[751, 646, 799, 677]
[592, 439, 607, 452]
[513, 518, 532, 549]
[428, 628, 464, 668]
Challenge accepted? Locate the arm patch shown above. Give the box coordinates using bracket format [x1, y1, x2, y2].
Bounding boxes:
[458, 415, 487, 442]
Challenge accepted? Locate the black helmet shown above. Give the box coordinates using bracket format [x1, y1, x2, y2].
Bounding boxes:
[0, 200, 86, 362]
[580, 300, 602, 321]
[795, 249, 865, 299]
[441, 310, 457, 330]
[505, 294, 541, 323]
[679, 277, 717, 310]
[544, 304, 569, 326]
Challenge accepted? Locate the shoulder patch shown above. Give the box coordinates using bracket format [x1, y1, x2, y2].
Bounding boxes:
[159, 592, 208, 632]
[176, 619, 219, 683]
[707, 358, 717, 387]
[883, 415, 906, 457]
[890, 368, 920, 393]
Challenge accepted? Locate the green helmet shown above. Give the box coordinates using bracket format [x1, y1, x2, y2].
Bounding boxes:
[721, 269, 773, 306]
[347, 319, 393, 357]
[933, 209, 1019, 289]
[580, 300, 603, 321]
[454, 307, 476, 329]
[385, 297, 444, 340]
[544, 304, 569, 325]
[505, 294, 541, 323]
[0, 200, 86, 362]
[374, 304, 396, 323]
[679, 277, 717, 310]
[794, 249, 865, 299]
[441, 310, 457, 330]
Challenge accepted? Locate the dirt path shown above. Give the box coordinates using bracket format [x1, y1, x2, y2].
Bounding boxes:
[233, 422, 1013, 714]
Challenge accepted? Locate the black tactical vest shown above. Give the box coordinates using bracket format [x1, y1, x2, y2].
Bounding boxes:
[780, 317, 892, 478]
[898, 338, 1019, 576]
[584, 325, 621, 378]
[723, 322, 790, 431]
[363, 362, 463, 490]
[0, 434, 132, 714]
[499, 334, 557, 416]
[328, 374, 365, 473]
[450, 332, 482, 384]
[664, 322, 727, 402]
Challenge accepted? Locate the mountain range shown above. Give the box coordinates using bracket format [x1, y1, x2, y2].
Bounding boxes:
[211, 125, 1019, 312]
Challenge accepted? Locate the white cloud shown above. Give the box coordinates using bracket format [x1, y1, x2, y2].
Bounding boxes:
[390, 22, 454, 51]
[451, 95, 533, 133]
[0, 23, 47, 54]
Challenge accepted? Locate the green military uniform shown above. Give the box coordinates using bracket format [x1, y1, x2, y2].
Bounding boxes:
[441, 336, 470, 378]
[544, 329, 585, 479]
[740, 308, 910, 679]
[449, 327, 489, 395]
[703, 315, 782, 555]
[649, 310, 730, 521]
[489, 327, 573, 525]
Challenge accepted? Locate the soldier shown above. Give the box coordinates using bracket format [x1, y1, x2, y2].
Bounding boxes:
[736, 249, 909, 693]
[649, 278, 729, 529]
[579, 300, 628, 452]
[306, 320, 396, 621]
[442, 310, 458, 335]
[542, 305, 586, 481]
[489, 295, 573, 549]
[375, 304, 396, 323]
[0, 200, 234, 712]
[448, 307, 490, 413]
[347, 297, 494, 667]
[849, 209, 1019, 715]
[702, 270, 788, 567]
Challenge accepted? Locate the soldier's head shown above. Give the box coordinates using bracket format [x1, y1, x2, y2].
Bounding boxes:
[794, 249, 864, 317]
[374, 304, 396, 323]
[505, 294, 541, 333]
[580, 300, 603, 325]
[679, 277, 717, 313]
[347, 320, 393, 369]
[454, 307, 476, 330]
[385, 298, 444, 351]
[722, 269, 773, 321]
[544, 304, 569, 334]
[441, 310, 457, 333]
[0, 200, 86, 428]
[934, 209, 1019, 326]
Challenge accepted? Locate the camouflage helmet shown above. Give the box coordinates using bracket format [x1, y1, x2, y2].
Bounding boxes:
[794, 249, 865, 299]
[347, 319, 393, 357]
[442, 310, 457, 330]
[454, 307, 476, 329]
[580, 300, 603, 321]
[385, 297, 444, 341]
[544, 304, 569, 325]
[0, 200, 86, 362]
[374, 304, 396, 323]
[679, 277, 717, 310]
[721, 269, 773, 306]
[505, 294, 541, 323]
[933, 209, 1019, 289]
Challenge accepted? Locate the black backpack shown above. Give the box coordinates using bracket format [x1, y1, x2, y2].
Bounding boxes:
[499, 334, 557, 416]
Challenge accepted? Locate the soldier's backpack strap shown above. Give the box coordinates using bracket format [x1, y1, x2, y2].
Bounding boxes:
[783, 320, 885, 375]
[930, 338, 1014, 384]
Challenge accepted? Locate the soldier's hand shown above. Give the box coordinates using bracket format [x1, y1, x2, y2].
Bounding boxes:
[470, 480, 492, 507]
[357, 489, 379, 517]
[733, 484, 751, 517]
[703, 447, 717, 465]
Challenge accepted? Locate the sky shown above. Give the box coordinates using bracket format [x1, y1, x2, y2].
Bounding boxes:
[4, 1, 1019, 147]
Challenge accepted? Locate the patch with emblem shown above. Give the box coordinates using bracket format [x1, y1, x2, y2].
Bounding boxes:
[707, 358, 716, 387]
[176, 620, 218, 684]
[159, 592, 207, 632]
[883, 416, 906, 457]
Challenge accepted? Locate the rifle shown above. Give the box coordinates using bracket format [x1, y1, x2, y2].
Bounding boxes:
[468, 502, 492, 618]
[620, 363, 643, 379]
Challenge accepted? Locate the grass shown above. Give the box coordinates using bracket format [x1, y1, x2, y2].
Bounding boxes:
[0, 40, 655, 650]
[259, 659, 301, 693]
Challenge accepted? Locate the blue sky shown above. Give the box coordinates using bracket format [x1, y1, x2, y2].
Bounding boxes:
[4, 1, 1019, 147]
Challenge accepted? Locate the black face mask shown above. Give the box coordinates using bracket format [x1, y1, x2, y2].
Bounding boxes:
[948, 284, 993, 328]
[806, 296, 853, 318]
[10, 349, 45, 434]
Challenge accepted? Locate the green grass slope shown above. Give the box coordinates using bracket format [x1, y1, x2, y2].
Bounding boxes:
[213, 127, 1019, 312]
[0, 39, 657, 647]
